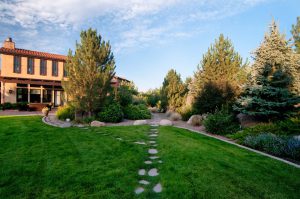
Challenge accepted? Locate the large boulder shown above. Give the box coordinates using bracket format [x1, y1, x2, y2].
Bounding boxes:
[134, 120, 148, 125]
[187, 115, 203, 126]
[170, 112, 182, 121]
[91, 120, 106, 127]
[165, 110, 174, 117]
[160, 119, 173, 126]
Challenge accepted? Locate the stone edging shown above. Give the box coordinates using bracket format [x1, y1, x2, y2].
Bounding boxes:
[174, 126, 300, 169]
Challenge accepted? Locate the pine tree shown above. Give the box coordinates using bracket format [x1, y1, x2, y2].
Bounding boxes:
[291, 17, 300, 54]
[234, 63, 300, 120]
[251, 20, 300, 95]
[160, 69, 187, 111]
[189, 34, 248, 97]
[62, 28, 116, 117]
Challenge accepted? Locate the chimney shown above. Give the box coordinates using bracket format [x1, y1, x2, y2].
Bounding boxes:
[3, 37, 15, 49]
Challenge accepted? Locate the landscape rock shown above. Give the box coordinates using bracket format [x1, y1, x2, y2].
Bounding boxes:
[159, 119, 173, 126]
[148, 168, 159, 176]
[170, 112, 182, 121]
[133, 120, 147, 125]
[153, 183, 162, 193]
[187, 115, 203, 126]
[90, 120, 105, 127]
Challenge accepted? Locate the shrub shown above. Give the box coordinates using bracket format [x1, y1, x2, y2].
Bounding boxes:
[123, 104, 151, 120]
[203, 109, 240, 135]
[83, 116, 96, 124]
[170, 112, 182, 121]
[243, 133, 300, 160]
[17, 102, 28, 111]
[56, 105, 75, 121]
[98, 102, 123, 123]
[117, 86, 133, 107]
[178, 105, 194, 121]
[3, 102, 13, 110]
[228, 118, 300, 142]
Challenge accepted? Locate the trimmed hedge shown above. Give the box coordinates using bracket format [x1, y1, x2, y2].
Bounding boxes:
[123, 104, 151, 120]
[98, 103, 123, 123]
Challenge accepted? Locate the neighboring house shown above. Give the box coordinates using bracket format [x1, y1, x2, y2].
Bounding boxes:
[0, 37, 128, 107]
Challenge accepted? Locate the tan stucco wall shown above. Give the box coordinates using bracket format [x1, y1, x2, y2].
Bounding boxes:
[0, 54, 65, 81]
[1, 82, 16, 104]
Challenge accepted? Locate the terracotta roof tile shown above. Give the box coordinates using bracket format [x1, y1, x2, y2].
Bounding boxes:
[0, 47, 67, 61]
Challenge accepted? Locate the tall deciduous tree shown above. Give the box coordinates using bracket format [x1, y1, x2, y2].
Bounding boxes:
[62, 29, 116, 117]
[160, 69, 187, 111]
[291, 16, 300, 54]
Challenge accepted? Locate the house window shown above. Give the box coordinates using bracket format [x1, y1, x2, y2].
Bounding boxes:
[27, 58, 34, 74]
[52, 61, 58, 76]
[16, 88, 28, 103]
[40, 60, 47, 75]
[30, 89, 41, 103]
[13, 56, 21, 73]
[63, 62, 67, 77]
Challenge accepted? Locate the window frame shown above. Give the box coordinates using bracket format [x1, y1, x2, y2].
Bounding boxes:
[27, 57, 34, 75]
[52, 60, 58, 76]
[13, 56, 21, 73]
[40, 59, 47, 76]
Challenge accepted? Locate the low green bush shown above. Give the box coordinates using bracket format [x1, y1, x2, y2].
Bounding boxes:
[16, 102, 28, 111]
[123, 104, 151, 120]
[83, 116, 96, 124]
[243, 133, 300, 161]
[203, 109, 240, 135]
[228, 118, 300, 142]
[3, 102, 13, 110]
[178, 106, 194, 121]
[98, 102, 123, 123]
[56, 105, 75, 121]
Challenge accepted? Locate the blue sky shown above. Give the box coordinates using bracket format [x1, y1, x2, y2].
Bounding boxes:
[0, 0, 299, 91]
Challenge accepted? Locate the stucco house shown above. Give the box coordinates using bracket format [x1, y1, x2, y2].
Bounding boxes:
[0, 37, 127, 108]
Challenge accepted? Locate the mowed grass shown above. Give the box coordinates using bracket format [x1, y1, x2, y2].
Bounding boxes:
[0, 116, 300, 199]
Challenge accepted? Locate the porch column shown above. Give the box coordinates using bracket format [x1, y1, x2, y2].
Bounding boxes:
[40, 86, 43, 103]
[28, 84, 30, 103]
[1, 81, 5, 104]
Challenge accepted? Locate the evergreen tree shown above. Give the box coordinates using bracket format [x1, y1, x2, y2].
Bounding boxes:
[291, 17, 300, 54]
[189, 34, 248, 97]
[234, 63, 300, 120]
[160, 69, 187, 111]
[251, 20, 300, 95]
[62, 28, 115, 117]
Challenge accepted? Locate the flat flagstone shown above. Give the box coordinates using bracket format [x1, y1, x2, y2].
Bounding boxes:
[135, 187, 144, 194]
[148, 168, 159, 176]
[144, 160, 152, 164]
[158, 160, 163, 163]
[138, 169, 146, 176]
[134, 141, 146, 145]
[153, 183, 162, 193]
[116, 138, 123, 141]
[139, 180, 150, 185]
[148, 149, 158, 154]
[149, 134, 158, 137]
[149, 156, 159, 159]
[149, 141, 156, 144]
[152, 144, 158, 147]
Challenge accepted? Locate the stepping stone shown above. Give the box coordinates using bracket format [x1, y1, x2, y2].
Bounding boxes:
[149, 156, 159, 160]
[116, 138, 123, 141]
[139, 180, 150, 185]
[158, 160, 163, 164]
[151, 144, 158, 147]
[149, 141, 156, 144]
[138, 169, 146, 176]
[134, 141, 146, 145]
[149, 134, 158, 137]
[148, 168, 159, 176]
[148, 149, 158, 154]
[153, 183, 162, 193]
[144, 160, 152, 164]
[135, 187, 144, 194]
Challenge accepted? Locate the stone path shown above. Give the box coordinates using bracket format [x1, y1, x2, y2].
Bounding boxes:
[135, 124, 163, 195]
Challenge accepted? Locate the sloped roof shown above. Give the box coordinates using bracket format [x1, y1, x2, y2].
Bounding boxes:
[0, 47, 67, 61]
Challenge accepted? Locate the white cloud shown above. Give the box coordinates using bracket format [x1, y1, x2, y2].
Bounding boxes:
[0, 0, 268, 53]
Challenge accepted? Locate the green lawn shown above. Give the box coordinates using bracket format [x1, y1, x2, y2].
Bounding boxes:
[0, 116, 299, 199]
